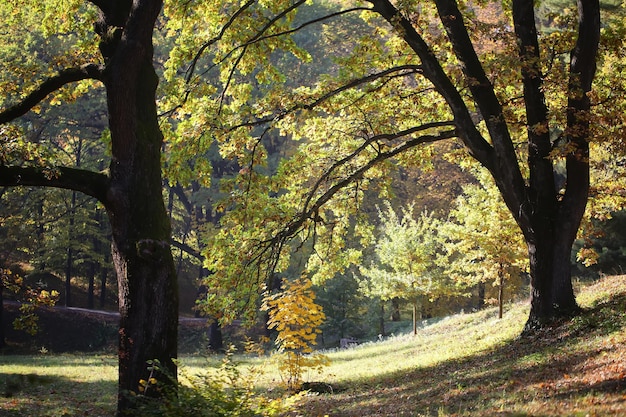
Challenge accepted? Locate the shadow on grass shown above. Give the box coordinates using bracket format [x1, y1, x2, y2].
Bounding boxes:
[291, 293, 626, 417]
[0, 372, 116, 417]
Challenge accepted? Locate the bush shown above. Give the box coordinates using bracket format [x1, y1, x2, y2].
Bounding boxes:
[128, 348, 301, 417]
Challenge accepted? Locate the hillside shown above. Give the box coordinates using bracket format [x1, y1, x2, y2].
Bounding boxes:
[287, 275, 626, 416]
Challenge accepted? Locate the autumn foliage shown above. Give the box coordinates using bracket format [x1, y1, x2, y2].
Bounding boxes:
[262, 276, 329, 390]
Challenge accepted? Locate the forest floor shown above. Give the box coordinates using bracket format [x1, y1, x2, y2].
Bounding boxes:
[0, 275, 625, 416]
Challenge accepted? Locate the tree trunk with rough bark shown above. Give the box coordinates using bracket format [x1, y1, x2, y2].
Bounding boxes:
[0, 0, 178, 414]
[95, 0, 179, 412]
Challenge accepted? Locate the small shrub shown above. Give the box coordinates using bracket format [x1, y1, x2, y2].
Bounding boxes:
[129, 348, 301, 417]
[262, 276, 329, 391]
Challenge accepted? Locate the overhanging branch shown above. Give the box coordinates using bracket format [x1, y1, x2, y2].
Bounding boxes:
[291, 128, 457, 236]
[188, 0, 308, 84]
[0, 165, 110, 205]
[368, 0, 494, 168]
[185, 0, 257, 83]
[229, 64, 423, 131]
[170, 238, 202, 260]
[301, 121, 455, 214]
[250, 127, 458, 278]
[169, 3, 372, 117]
[0, 64, 104, 124]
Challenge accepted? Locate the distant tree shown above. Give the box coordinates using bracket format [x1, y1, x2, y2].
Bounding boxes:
[442, 168, 528, 319]
[359, 203, 450, 335]
[315, 272, 367, 343]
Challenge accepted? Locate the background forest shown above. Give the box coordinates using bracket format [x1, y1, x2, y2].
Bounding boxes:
[2, 0, 626, 350]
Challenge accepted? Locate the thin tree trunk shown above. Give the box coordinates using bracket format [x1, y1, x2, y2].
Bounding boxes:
[64, 191, 77, 307]
[65, 135, 82, 307]
[391, 297, 401, 321]
[498, 266, 504, 320]
[412, 300, 417, 336]
[87, 261, 96, 309]
[99, 261, 108, 309]
[477, 281, 485, 310]
[379, 300, 385, 337]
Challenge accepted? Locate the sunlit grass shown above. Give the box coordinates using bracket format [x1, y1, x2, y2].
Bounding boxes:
[293, 275, 626, 416]
[305, 301, 528, 386]
[0, 354, 117, 416]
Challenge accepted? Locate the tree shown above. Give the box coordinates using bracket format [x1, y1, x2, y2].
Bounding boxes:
[360, 203, 449, 335]
[363, 0, 599, 330]
[315, 272, 368, 343]
[0, 0, 178, 414]
[261, 276, 329, 390]
[171, 0, 606, 333]
[442, 168, 528, 319]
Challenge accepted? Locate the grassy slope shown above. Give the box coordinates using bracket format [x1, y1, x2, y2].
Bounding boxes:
[1, 275, 626, 416]
[287, 275, 626, 416]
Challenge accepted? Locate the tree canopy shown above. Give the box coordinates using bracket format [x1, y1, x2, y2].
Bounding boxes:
[163, 0, 623, 332]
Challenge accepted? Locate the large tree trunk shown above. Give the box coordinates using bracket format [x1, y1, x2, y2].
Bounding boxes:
[96, 0, 178, 413]
[525, 226, 581, 331]
[520, 0, 599, 332]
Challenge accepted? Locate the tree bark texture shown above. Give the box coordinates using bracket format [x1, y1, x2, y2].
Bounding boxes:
[95, 0, 179, 413]
[369, 0, 600, 331]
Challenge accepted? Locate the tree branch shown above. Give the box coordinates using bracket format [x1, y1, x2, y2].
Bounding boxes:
[189, 0, 307, 84]
[242, 6, 372, 53]
[294, 129, 457, 233]
[301, 121, 456, 214]
[0, 64, 104, 125]
[177, 3, 371, 113]
[560, 0, 600, 233]
[169, 183, 194, 215]
[370, 0, 533, 229]
[185, 0, 257, 83]
[367, 0, 494, 169]
[512, 0, 557, 210]
[228, 64, 423, 131]
[0, 165, 109, 205]
[170, 238, 202, 260]
[251, 127, 458, 277]
[435, 0, 512, 144]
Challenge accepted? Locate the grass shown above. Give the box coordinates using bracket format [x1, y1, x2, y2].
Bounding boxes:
[1, 275, 626, 416]
[0, 355, 117, 416]
[289, 275, 626, 416]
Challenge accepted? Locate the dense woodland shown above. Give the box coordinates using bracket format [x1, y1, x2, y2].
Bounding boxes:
[1, 0, 626, 415]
